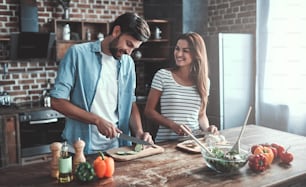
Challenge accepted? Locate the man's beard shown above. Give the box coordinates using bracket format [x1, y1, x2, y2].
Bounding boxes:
[109, 36, 127, 60]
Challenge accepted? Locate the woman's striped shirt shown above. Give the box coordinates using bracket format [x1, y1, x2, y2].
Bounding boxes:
[151, 69, 205, 142]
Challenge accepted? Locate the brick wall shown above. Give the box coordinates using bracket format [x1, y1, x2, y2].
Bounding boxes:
[207, 0, 256, 35]
[0, 0, 256, 104]
[0, 0, 144, 35]
[0, 60, 58, 102]
[0, 0, 144, 104]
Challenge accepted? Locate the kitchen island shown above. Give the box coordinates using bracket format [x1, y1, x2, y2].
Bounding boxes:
[0, 125, 306, 187]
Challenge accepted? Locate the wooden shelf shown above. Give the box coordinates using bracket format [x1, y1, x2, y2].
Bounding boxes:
[0, 37, 9, 42]
[134, 19, 171, 97]
[135, 20, 170, 62]
[51, 19, 108, 61]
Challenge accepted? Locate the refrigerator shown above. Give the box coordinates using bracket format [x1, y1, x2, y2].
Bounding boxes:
[204, 33, 254, 130]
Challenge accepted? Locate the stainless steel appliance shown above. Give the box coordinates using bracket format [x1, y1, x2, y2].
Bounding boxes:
[19, 109, 65, 157]
[204, 33, 254, 130]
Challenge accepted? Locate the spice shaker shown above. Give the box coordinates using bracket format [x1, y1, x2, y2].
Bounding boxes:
[73, 137, 86, 173]
[50, 142, 62, 178]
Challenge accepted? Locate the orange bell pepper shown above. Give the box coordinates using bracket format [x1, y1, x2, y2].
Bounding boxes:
[93, 152, 115, 178]
[254, 145, 274, 165]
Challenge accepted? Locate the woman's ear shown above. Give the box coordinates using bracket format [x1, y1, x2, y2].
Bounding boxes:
[112, 25, 121, 37]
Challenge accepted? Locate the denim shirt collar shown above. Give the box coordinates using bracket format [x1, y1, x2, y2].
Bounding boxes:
[93, 40, 122, 75]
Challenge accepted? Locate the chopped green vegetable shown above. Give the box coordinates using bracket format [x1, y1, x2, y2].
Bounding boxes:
[115, 145, 143, 156]
[116, 151, 127, 155]
[203, 146, 248, 173]
[134, 144, 143, 152]
[126, 151, 137, 155]
[115, 150, 137, 155]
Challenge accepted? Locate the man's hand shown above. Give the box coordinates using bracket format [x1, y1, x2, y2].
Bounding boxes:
[137, 132, 154, 148]
[95, 119, 122, 138]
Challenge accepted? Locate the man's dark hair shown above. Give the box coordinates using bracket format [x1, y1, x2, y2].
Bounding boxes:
[109, 12, 151, 42]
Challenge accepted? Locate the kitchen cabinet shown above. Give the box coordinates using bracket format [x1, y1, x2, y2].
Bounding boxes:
[51, 19, 108, 61]
[204, 33, 254, 130]
[0, 114, 20, 168]
[134, 19, 171, 96]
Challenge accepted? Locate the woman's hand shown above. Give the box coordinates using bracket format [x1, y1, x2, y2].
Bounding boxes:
[172, 123, 191, 136]
[207, 125, 219, 134]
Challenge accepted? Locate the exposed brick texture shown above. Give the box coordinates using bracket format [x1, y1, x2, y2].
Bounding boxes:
[207, 0, 256, 35]
[0, 60, 59, 103]
[0, 0, 144, 103]
[0, 0, 256, 104]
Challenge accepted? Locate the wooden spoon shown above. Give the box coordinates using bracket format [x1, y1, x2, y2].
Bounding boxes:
[180, 125, 214, 156]
[229, 106, 252, 154]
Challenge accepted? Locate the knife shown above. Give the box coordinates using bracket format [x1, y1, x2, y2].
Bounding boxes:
[116, 133, 152, 145]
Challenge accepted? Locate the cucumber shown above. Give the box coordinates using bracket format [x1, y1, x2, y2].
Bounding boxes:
[134, 144, 143, 152]
[116, 151, 127, 155]
[115, 144, 143, 156]
[126, 151, 137, 155]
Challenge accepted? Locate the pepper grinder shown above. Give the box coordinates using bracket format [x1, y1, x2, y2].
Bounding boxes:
[50, 142, 62, 178]
[73, 137, 86, 173]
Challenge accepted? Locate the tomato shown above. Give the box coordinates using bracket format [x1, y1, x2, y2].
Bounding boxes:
[268, 146, 278, 159]
[254, 146, 274, 165]
[271, 143, 285, 156]
[279, 150, 294, 164]
[248, 154, 268, 172]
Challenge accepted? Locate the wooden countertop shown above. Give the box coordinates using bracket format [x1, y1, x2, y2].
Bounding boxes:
[0, 125, 306, 187]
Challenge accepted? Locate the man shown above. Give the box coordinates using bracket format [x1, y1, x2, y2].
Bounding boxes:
[50, 13, 153, 154]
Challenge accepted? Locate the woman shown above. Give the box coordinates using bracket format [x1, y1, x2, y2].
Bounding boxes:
[144, 32, 218, 142]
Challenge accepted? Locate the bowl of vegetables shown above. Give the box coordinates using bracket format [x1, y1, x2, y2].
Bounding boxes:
[201, 144, 250, 173]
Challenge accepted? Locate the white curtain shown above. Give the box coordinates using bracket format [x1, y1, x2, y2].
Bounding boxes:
[257, 0, 306, 136]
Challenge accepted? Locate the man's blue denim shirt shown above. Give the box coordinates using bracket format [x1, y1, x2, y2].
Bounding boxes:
[50, 40, 136, 154]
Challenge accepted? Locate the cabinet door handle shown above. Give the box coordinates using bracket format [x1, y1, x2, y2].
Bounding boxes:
[29, 118, 58, 125]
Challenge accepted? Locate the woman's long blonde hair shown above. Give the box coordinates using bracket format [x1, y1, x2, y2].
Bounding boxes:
[174, 32, 209, 117]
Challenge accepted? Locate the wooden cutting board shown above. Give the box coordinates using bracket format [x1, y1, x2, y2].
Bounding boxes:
[176, 138, 205, 153]
[106, 145, 164, 161]
[176, 137, 229, 153]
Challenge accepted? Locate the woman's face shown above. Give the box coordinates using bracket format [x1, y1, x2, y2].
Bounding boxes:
[174, 39, 193, 67]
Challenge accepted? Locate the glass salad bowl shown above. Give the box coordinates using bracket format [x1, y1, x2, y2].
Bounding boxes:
[201, 144, 250, 173]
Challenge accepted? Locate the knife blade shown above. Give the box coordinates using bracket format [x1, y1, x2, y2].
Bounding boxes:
[116, 133, 151, 145]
